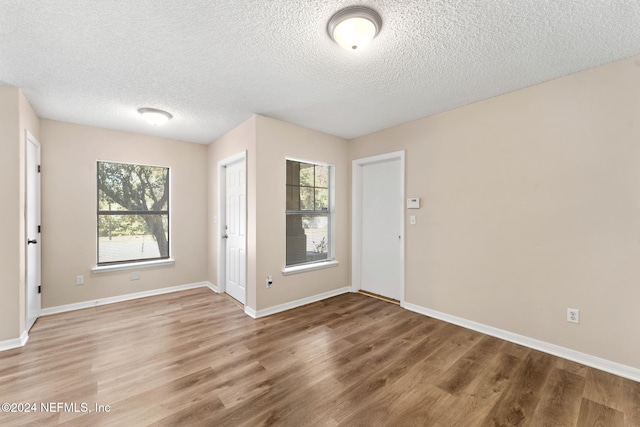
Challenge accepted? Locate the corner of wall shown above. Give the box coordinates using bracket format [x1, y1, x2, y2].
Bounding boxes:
[206, 116, 258, 311]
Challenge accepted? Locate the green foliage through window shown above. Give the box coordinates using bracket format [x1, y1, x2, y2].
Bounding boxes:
[97, 162, 169, 264]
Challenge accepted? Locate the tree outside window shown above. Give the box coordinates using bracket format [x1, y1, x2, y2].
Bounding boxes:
[97, 161, 169, 264]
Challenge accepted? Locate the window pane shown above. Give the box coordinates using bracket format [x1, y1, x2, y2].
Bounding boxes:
[315, 165, 328, 188]
[286, 185, 300, 210]
[300, 187, 315, 210]
[286, 214, 328, 266]
[98, 214, 169, 263]
[97, 161, 169, 265]
[98, 162, 169, 212]
[285, 159, 333, 268]
[286, 161, 299, 186]
[315, 188, 328, 211]
[299, 163, 314, 187]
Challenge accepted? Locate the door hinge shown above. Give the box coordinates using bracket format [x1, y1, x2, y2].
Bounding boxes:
[38, 285, 41, 294]
[37, 165, 41, 173]
[38, 225, 41, 233]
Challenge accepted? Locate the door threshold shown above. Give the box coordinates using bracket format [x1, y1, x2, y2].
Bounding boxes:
[358, 290, 400, 305]
[223, 293, 244, 310]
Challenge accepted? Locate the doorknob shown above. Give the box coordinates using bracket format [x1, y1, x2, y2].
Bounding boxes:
[27, 239, 38, 245]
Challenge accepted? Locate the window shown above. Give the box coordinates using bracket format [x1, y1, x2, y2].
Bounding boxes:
[97, 161, 169, 265]
[286, 159, 334, 267]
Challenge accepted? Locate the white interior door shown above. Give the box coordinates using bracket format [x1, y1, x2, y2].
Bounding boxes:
[357, 154, 404, 301]
[224, 158, 246, 304]
[26, 131, 41, 330]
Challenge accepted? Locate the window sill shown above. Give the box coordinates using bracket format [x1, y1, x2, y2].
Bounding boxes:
[91, 258, 175, 273]
[282, 260, 339, 276]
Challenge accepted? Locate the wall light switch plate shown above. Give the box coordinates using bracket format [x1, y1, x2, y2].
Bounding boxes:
[407, 198, 421, 209]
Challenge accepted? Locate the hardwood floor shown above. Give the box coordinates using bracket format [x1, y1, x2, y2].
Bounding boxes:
[0, 288, 638, 426]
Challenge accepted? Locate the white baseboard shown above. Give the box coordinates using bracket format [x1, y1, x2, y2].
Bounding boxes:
[247, 286, 351, 319]
[404, 302, 640, 383]
[41, 281, 217, 316]
[0, 330, 29, 352]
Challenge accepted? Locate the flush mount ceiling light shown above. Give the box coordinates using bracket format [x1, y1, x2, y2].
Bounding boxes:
[138, 107, 173, 126]
[327, 6, 382, 51]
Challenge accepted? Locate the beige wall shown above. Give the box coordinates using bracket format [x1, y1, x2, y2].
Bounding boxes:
[255, 115, 350, 310]
[0, 87, 21, 341]
[349, 55, 640, 369]
[207, 116, 258, 309]
[40, 120, 208, 308]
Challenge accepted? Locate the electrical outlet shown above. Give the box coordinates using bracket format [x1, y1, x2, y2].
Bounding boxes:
[567, 308, 580, 324]
[76, 275, 84, 286]
[130, 271, 140, 281]
[266, 275, 273, 288]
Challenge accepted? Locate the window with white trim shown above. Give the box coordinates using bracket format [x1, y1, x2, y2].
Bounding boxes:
[286, 159, 334, 267]
[97, 161, 169, 265]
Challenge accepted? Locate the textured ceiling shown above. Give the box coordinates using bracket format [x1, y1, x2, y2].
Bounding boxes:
[1, 0, 640, 144]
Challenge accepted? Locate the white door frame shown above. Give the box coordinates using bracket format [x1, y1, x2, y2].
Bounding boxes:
[352, 150, 405, 306]
[217, 151, 247, 302]
[25, 130, 41, 331]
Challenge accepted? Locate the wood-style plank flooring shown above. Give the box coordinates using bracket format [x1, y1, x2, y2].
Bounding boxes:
[0, 288, 638, 426]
